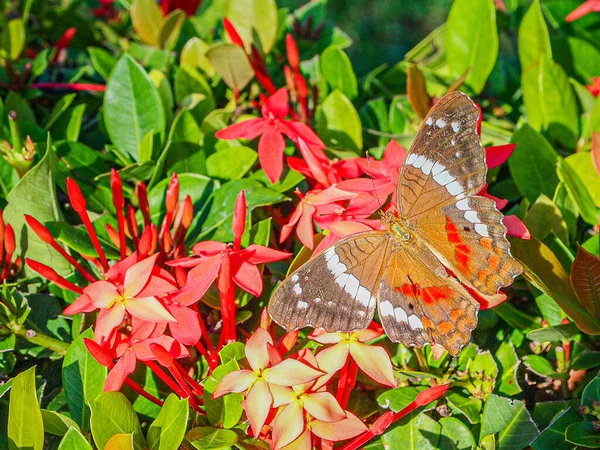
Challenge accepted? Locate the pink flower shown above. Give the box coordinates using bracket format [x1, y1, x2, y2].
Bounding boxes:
[566, 0, 600, 21]
[213, 328, 324, 438]
[65, 254, 176, 344]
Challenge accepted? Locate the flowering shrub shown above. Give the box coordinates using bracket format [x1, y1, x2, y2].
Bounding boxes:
[1, 0, 600, 449]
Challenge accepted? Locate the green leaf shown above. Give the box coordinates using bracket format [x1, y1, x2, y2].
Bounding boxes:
[381, 411, 441, 450]
[539, 56, 579, 149]
[377, 387, 420, 413]
[88, 47, 117, 80]
[564, 152, 600, 207]
[509, 123, 560, 204]
[524, 194, 568, 244]
[192, 179, 286, 243]
[531, 408, 581, 450]
[511, 237, 600, 335]
[90, 392, 145, 450]
[557, 158, 600, 226]
[439, 417, 477, 450]
[62, 328, 107, 430]
[181, 38, 215, 77]
[446, 391, 482, 424]
[523, 355, 567, 380]
[1, 18, 25, 61]
[206, 146, 257, 180]
[226, 0, 278, 54]
[130, 0, 164, 46]
[4, 145, 71, 277]
[206, 43, 254, 91]
[147, 394, 189, 450]
[58, 427, 93, 450]
[8, 367, 44, 450]
[446, 0, 498, 94]
[162, 142, 207, 176]
[495, 340, 522, 396]
[41, 409, 81, 436]
[480, 394, 539, 449]
[174, 66, 216, 124]
[581, 376, 600, 409]
[321, 46, 358, 100]
[150, 70, 175, 124]
[316, 90, 362, 152]
[186, 427, 239, 449]
[572, 351, 600, 371]
[565, 421, 600, 448]
[105, 434, 135, 450]
[518, 0, 551, 130]
[203, 359, 244, 428]
[104, 53, 166, 162]
[158, 9, 186, 50]
[526, 323, 579, 342]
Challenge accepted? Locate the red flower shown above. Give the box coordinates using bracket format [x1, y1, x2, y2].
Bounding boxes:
[171, 191, 291, 343]
[215, 88, 325, 183]
[160, 0, 201, 16]
[587, 77, 600, 97]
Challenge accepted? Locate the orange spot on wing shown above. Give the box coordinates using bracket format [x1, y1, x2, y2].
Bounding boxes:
[480, 237, 493, 251]
[437, 321, 454, 335]
[398, 283, 454, 304]
[446, 216, 471, 276]
[488, 255, 501, 271]
[450, 309, 461, 321]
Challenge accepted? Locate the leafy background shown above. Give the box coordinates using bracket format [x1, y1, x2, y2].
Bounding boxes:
[0, 0, 599, 449]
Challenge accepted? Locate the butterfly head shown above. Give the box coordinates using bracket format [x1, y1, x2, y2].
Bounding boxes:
[381, 211, 413, 244]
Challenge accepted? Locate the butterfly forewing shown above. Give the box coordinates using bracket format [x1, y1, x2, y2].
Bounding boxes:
[399, 92, 485, 220]
[268, 232, 390, 333]
[377, 239, 479, 356]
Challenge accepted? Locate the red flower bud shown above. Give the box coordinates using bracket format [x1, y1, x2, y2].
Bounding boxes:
[110, 168, 124, 209]
[137, 182, 151, 227]
[105, 223, 120, 247]
[165, 173, 179, 213]
[181, 195, 194, 229]
[66, 178, 86, 213]
[4, 224, 15, 254]
[232, 190, 246, 249]
[223, 18, 244, 47]
[24, 215, 54, 244]
[83, 338, 114, 367]
[286, 34, 300, 69]
[138, 226, 153, 256]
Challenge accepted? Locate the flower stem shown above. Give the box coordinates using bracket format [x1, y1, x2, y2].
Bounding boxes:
[3, 323, 69, 355]
[413, 347, 429, 372]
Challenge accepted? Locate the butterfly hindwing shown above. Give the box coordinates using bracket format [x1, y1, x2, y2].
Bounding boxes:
[268, 232, 389, 332]
[399, 92, 485, 220]
[417, 195, 523, 296]
[377, 239, 479, 356]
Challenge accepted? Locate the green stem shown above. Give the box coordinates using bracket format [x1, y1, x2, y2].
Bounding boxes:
[5, 323, 69, 355]
[413, 347, 429, 372]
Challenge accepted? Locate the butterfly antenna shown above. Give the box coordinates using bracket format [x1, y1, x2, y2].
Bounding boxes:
[366, 150, 384, 213]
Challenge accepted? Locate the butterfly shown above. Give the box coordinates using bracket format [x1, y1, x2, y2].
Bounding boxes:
[268, 92, 523, 356]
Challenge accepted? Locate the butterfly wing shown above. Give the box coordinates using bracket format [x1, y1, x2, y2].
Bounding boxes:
[399, 91, 521, 296]
[268, 232, 390, 332]
[377, 239, 479, 356]
[398, 91, 485, 220]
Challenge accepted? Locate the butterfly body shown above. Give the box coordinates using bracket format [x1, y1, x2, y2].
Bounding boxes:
[269, 92, 522, 356]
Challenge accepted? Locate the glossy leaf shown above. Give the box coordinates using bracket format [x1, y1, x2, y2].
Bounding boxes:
[446, 0, 497, 94]
[206, 146, 257, 180]
[130, 0, 163, 46]
[58, 427, 93, 450]
[381, 411, 441, 450]
[531, 408, 581, 450]
[565, 421, 600, 448]
[509, 123, 560, 203]
[1, 19, 25, 61]
[41, 409, 81, 436]
[570, 246, 600, 322]
[62, 328, 107, 430]
[206, 43, 254, 91]
[147, 394, 189, 450]
[439, 417, 477, 450]
[104, 54, 166, 162]
[3, 144, 71, 277]
[524, 194, 568, 244]
[511, 237, 600, 334]
[316, 90, 363, 152]
[495, 340, 522, 396]
[203, 358, 244, 429]
[186, 427, 239, 449]
[226, 0, 278, 53]
[7, 367, 44, 450]
[90, 392, 146, 450]
[557, 158, 599, 225]
[518, 0, 551, 130]
[321, 46, 358, 99]
[480, 394, 539, 449]
[158, 9, 186, 50]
